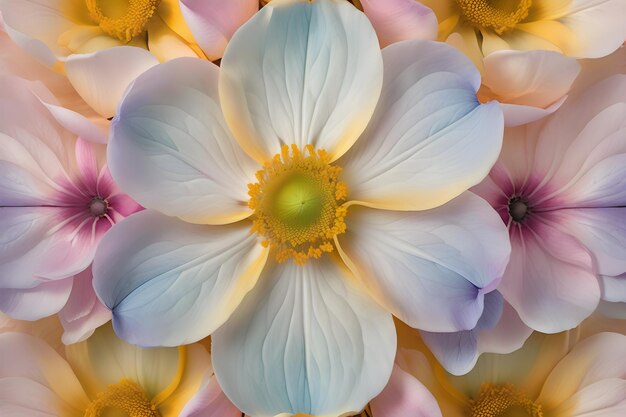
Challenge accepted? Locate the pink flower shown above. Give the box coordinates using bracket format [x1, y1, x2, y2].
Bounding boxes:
[473, 75, 626, 332]
[0, 75, 141, 342]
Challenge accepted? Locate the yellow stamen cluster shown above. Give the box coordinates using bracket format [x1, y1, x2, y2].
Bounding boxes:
[456, 0, 532, 34]
[84, 378, 160, 417]
[85, 0, 161, 42]
[248, 144, 348, 265]
[470, 383, 543, 417]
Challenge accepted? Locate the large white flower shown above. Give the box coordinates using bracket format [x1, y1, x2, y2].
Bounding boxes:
[94, 0, 509, 415]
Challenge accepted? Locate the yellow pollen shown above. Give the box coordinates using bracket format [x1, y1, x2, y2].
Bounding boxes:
[248, 144, 348, 266]
[85, 0, 161, 42]
[456, 0, 532, 34]
[84, 378, 160, 417]
[470, 383, 543, 417]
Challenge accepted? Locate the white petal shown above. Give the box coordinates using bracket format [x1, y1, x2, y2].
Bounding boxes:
[64, 46, 159, 118]
[212, 258, 395, 417]
[110, 58, 258, 225]
[92, 210, 268, 346]
[336, 192, 510, 332]
[219, 0, 383, 163]
[477, 300, 533, 356]
[0, 278, 73, 321]
[600, 273, 626, 303]
[339, 40, 503, 211]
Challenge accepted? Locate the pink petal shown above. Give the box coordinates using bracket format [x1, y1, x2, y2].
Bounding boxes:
[0, 278, 73, 320]
[370, 365, 442, 417]
[179, 375, 241, 417]
[58, 266, 111, 344]
[499, 97, 567, 128]
[75, 138, 100, 195]
[361, 0, 437, 48]
[500, 219, 600, 333]
[180, 0, 258, 60]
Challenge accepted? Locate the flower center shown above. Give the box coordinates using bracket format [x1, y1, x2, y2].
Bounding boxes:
[456, 0, 532, 34]
[85, 0, 161, 42]
[248, 144, 348, 266]
[470, 383, 543, 417]
[89, 196, 109, 218]
[84, 378, 160, 417]
[508, 196, 529, 223]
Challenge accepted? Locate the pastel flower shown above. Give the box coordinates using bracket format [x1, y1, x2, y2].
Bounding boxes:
[360, 2, 583, 127]
[418, 0, 626, 59]
[95, 0, 509, 415]
[0, 324, 238, 417]
[0, 75, 141, 342]
[0, 0, 213, 62]
[392, 331, 626, 417]
[418, 292, 533, 375]
[0, 28, 109, 141]
[473, 75, 626, 333]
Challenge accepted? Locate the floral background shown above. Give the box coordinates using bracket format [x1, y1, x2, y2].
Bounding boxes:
[0, 0, 624, 416]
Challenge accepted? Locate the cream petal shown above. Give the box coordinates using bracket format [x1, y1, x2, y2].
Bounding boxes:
[212, 258, 396, 417]
[219, 0, 383, 163]
[339, 40, 503, 211]
[64, 46, 159, 118]
[110, 58, 258, 225]
[92, 210, 268, 346]
[0, 332, 89, 415]
[538, 332, 626, 415]
[541, 0, 626, 58]
[337, 192, 510, 332]
[65, 324, 180, 399]
[0, 0, 75, 61]
[146, 16, 200, 62]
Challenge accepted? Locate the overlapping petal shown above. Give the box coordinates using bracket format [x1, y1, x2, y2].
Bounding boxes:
[337, 192, 510, 333]
[110, 58, 258, 225]
[212, 257, 395, 417]
[219, 0, 383, 163]
[502, 221, 601, 333]
[179, 0, 258, 60]
[339, 40, 503, 211]
[93, 210, 269, 346]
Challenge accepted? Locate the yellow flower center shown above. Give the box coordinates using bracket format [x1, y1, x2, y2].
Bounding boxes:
[85, 0, 161, 42]
[470, 384, 543, 417]
[84, 378, 160, 417]
[248, 144, 348, 266]
[456, 0, 532, 34]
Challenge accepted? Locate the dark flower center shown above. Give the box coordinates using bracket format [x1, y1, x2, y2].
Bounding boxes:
[89, 197, 109, 218]
[508, 197, 529, 222]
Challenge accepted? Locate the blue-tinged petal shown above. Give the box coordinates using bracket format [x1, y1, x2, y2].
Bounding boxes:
[420, 291, 503, 375]
[110, 58, 259, 225]
[92, 210, 269, 346]
[336, 192, 511, 332]
[212, 257, 395, 417]
[339, 40, 503, 211]
[219, 0, 383, 163]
